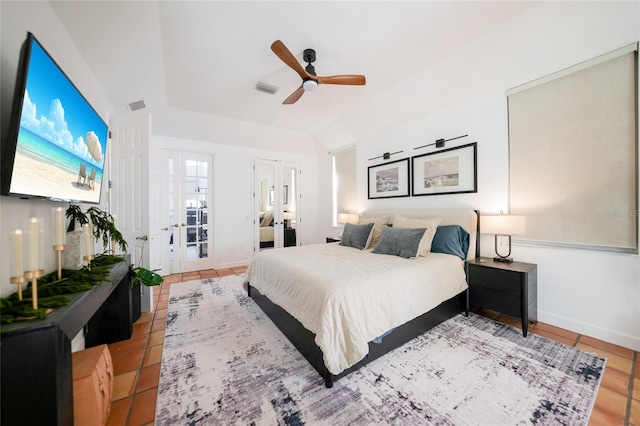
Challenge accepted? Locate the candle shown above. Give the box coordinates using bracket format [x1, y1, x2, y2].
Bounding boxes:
[29, 218, 40, 271]
[54, 207, 64, 246]
[83, 223, 92, 257]
[14, 229, 23, 277]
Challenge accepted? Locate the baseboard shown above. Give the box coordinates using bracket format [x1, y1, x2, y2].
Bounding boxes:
[215, 260, 251, 269]
[538, 310, 640, 351]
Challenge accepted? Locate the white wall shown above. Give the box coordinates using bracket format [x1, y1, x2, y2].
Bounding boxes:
[152, 135, 320, 269]
[316, 2, 640, 350]
[0, 1, 120, 298]
[1, 1, 638, 351]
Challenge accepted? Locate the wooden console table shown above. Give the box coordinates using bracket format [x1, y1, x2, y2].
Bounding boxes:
[1, 258, 133, 425]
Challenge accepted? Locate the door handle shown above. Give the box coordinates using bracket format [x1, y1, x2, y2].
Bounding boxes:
[136, 235, 148, 241]
[161, 227, 169, 231]
[173, 224, 180, 228]
[181, 223, 187, 227]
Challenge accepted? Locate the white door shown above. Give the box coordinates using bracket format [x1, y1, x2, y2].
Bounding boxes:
[154, 150, 212, 274]
[109, 113, 153, 311]
[254, 159, 300, 251]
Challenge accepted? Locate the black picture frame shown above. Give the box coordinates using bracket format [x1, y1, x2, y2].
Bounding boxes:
[411, 142, 477, 196]
[367, 158, 410, 199]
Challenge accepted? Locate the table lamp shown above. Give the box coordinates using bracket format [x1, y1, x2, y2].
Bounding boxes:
[481, 214, 526, 263]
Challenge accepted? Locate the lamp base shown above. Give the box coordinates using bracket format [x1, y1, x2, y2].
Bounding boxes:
[493, 256, 513, 263]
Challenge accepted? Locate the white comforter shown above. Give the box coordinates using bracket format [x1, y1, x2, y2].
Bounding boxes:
[244, 243, 468, 375]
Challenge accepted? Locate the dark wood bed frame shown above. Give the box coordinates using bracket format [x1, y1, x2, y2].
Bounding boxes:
[247, 210, 479, 388]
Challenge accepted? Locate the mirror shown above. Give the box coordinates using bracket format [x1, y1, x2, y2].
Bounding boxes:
[281, 165, 297, 247]
[255, 161, 299, 251]
[256, 162, 276, 250]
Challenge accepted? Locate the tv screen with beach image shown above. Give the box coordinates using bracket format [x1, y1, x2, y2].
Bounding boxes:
[8, 35, 108, 204]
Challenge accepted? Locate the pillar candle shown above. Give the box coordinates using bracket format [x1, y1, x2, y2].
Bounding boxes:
[14, 229, 24, 277]
[54, 207, 64, 246]
[83, 223, 92, 257]
[29, 218, 40, 271]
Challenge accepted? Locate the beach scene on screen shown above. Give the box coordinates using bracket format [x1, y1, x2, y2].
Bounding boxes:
[8, 38, 108, 203]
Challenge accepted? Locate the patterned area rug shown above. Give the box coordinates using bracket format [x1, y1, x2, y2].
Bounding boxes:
[156, 276, 605, 425]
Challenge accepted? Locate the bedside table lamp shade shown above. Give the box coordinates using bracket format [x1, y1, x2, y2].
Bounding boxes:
[338, 213, 358, 225]
[481, 214, 526, 263]
[283, 211, 295, 228]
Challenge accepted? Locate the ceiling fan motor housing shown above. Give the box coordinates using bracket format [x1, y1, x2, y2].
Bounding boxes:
[303, 48, 316, 64]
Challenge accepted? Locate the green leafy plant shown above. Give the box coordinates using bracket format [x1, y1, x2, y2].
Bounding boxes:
[92, 253, 163, 288]
[66, 205, 128, 252]
[130, 265, 163, 288]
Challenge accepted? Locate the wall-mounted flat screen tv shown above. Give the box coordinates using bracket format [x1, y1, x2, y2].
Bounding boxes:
[1, 32, 108, 204]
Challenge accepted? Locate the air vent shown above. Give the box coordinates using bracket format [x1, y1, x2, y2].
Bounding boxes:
[255, 82, 278, 95]
[126, 99, 146, 112]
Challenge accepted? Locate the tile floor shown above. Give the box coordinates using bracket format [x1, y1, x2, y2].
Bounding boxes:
[104, 266, 639, 426]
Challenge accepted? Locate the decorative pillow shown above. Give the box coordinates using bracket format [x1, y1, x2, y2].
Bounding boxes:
[431, 225, 470, 260]
[260, 213, 273, 227]
[372, 226, 427, 258]
[357, 216, 390, 249]
[340, 222, 375, 250]
[392, 216, 441, 256]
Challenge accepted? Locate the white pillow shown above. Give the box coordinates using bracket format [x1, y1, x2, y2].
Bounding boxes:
[260, 213, 273, 227]
[358, 216, 390, 249]
[392, 216, 442, 256]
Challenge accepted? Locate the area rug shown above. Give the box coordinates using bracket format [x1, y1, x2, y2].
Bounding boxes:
[156, 276, 605, 425]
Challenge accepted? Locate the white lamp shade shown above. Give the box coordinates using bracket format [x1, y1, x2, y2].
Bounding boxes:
[338, 213, 359, 225]
[481, 215, 526, 236]
[303, 79, 318, 91]
[283, 212, 295, 220]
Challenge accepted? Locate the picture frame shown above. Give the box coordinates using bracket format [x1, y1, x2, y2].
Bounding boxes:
[411, 142, 477, 196]
[268, 187, 274, 205]
[283, 185, 288, 204]
[367, 158, 410, 199]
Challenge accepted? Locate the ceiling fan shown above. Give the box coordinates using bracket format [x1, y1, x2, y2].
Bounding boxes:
[271, 40, 366, 105]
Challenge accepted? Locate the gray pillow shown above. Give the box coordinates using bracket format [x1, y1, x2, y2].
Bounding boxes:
[372, 226, 427, 258]
[340, 222, 375, 250]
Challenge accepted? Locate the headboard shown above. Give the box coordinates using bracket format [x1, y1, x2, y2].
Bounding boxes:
[360, 209, 480, 260]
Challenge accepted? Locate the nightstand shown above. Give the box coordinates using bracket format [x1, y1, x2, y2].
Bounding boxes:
[284, 228, 296, 247]
[326, 236, 341, 243]
[466, 257, 537, 336]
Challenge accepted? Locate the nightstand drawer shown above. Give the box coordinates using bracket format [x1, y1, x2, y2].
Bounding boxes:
[468, 266, 522, 295]
[469, 287, 522, 318]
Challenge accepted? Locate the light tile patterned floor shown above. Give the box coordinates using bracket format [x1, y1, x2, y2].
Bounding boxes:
[105, 266, 638, 426]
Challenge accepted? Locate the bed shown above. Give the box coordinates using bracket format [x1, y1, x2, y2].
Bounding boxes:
[245, 209, 479, 387]
[259, 213, 275, 248]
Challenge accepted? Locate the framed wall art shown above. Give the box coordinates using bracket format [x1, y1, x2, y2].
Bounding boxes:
[367, 158, 410, 199]
[411, 142, 477, 196]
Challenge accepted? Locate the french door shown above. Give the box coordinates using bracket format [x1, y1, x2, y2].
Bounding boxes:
[157, 150, 212, 274]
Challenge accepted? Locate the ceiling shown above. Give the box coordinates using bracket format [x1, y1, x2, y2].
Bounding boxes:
[49, 1, 534, 152]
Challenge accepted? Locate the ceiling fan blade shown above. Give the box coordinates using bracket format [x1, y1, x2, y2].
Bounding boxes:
[271, 40, 307, 80]
[282, 85, 305, 105]
[316, 74, 366, 86]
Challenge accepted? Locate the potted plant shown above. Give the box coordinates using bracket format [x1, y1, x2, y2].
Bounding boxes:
[65, 205, 127, 251]
[129, 263, 163, 322]
[93, 252, 163, 322]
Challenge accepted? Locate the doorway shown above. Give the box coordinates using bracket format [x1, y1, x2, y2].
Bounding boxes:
[254, 159, 300, 251]
[158, 150, 212, 274]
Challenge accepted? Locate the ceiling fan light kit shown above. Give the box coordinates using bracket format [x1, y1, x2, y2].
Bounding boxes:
[271, 40, 366, 104]
[302, 79, 318, 91]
